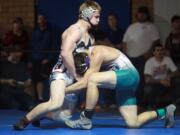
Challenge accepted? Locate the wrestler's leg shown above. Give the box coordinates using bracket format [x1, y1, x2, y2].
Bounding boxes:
[119, 105, 157, 128]
[85, 71, 116, 110]
[65, 71, 117, 129]
[13, 79, 66, 130]
[116, 69, 176, 128]
[27, 79, 66, 120]
[46, 93, 78, 122]
[119, 103, 176, 128]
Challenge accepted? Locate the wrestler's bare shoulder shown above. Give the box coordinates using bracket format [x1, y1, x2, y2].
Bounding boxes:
[62, 24, 81, 39]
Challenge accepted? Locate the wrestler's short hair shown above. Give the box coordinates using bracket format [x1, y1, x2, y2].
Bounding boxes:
[79, 0, 101, 21]
[74, 52, 90, 75]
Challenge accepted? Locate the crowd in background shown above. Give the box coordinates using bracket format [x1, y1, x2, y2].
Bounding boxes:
[0, 6, 180, 113]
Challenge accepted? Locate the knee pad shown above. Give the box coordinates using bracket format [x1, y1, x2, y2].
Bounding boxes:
[65, 93, 78, 103]
[63, 93, 78, 110]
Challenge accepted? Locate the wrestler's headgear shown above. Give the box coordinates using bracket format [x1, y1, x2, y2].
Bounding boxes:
[74, 52, 90, 75]
[80, 7, 99, 21]
[79, 0, 101, 22]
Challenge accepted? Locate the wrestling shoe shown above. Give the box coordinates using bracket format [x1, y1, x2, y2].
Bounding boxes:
[65, 111, 92, 129]
[59, 112, 72, 122]
[165, 104, 176, 128]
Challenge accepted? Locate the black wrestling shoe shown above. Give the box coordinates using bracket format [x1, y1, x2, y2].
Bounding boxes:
[13, 117, 30, 130]
[165, 104, 176, 128]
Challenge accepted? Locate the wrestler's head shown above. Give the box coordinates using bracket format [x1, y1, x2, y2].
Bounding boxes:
[74, 52, 90, 75]
[79, 0, 101, 26]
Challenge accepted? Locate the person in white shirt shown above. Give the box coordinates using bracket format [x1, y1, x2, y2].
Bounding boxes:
[143, 44, 178, 109]
[122, 6, 160, 105]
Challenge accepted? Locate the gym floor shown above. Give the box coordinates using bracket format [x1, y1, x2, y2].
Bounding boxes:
[0, 109, 180, 135]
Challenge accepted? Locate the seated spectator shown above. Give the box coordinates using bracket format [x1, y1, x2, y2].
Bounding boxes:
[143, 44, 178, 109]
[0, 45, 36, 111]
[2, 17, 29, 61]
[28, 13, 52, 102]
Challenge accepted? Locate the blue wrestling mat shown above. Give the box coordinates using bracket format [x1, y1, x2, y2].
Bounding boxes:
[0, 109, 180, 135]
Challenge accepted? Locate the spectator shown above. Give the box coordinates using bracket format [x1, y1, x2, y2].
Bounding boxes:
[28, 13, 52, 102]
[165, 15, 180, 68]
[0, 45, 36, 111]
[143, 44, 178, 109]
[2, 17, 29, 61]
[122, 6, 160, 105]
[105, 13, 124, 50]
[165, 15, 180, 105]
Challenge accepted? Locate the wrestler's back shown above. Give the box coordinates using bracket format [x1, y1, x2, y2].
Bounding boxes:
[94, 45, 120, 63]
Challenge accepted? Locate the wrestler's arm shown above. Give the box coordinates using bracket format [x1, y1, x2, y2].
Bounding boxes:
[66, 49, 103, 93]
[61, 27, 81, 79]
